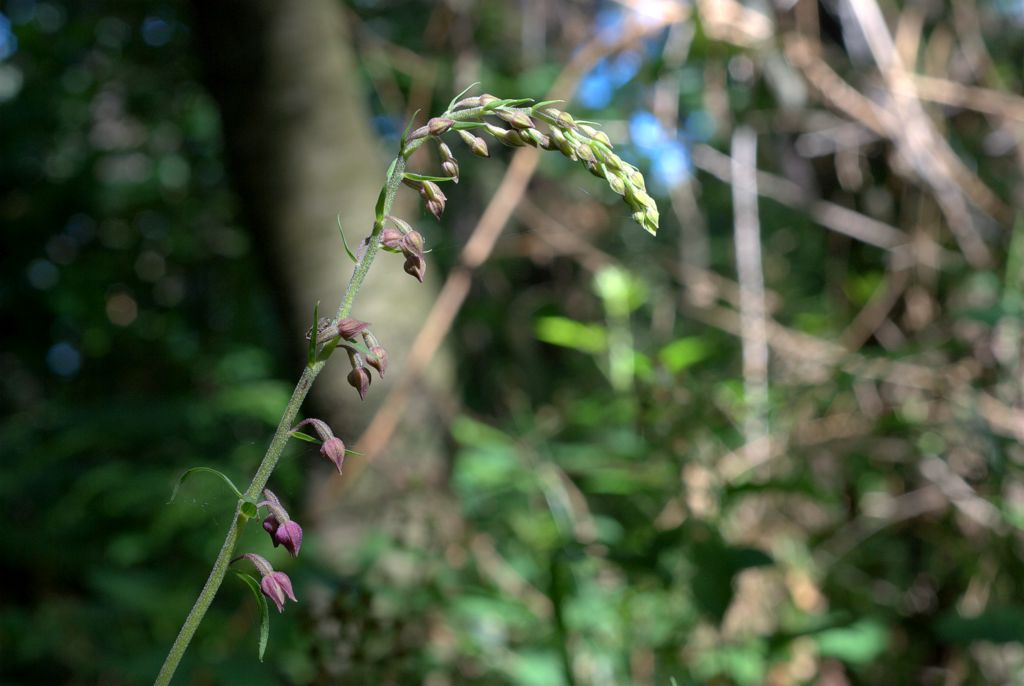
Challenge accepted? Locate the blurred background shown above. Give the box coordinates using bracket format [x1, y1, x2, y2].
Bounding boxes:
[3, 0, 1024, 683]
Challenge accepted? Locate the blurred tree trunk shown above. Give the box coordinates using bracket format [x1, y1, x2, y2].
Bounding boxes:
[188, 0, 454, 571]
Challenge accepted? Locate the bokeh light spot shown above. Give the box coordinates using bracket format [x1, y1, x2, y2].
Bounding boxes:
[106, 291, 138, 326]
[47, 341, 81, 377]
[26, 259, 58, 290]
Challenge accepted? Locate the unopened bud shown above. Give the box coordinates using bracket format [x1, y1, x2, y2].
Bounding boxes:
[292, 418, 348, 472]
[453, 95, 483, 109]
[550, 127, 576, 160]
[406, 178, 447, 220]
[367, 345, 387, 377]
[427, 117, 454, 136]
[592, 130, 612, 146]
[336, 317, 370, 340]
[480, 94, 499, 107]
[498, 109, 534, 130]
[485, 123, 526, 148]
[607, 173, 626, 195]
[578, 124, 599, 139]
[321, 436, 346, 474]
[407, 125, 430, 141]
[628, 169, 646, 190]
[557, 111, 575, 129]
[347, 366, 372, 401]
[585, 159, 605, 178]
[401, 230, 424, 255]
[602, 151, 625, 171]
[458, 129, 490, 157]
[522, 128, 550, 148]
[576, 143, 596, 163]
[644, 207, 660, 234]
[381, 227, 404, 252]
[404, 253, 426, 282]
[442, 159, 459, 182]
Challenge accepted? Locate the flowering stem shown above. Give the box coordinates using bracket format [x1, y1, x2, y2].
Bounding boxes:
[154, 97, 653, 684]
[154, 155, 409, 686]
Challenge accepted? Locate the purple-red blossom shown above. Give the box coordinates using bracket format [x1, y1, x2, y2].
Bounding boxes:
[259, 488, 303, 557]
[291, 418, 346, 473]
[336, 317, 370, 340]
[347, 366, 372, 400]
[403, 253, 426, 283]
[237, 553, 298, 613]
[262, 571, 297, 613]
[321, 436, 346, 474]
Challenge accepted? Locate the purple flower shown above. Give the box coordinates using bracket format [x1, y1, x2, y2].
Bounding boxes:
[236, 553, 298, 613]
[261, 570, 297, 613]
[292, 418, 347, 473]
[259, 488, 303, 557]
[273, 520, 303, 557]
[320, 436, 346, 474]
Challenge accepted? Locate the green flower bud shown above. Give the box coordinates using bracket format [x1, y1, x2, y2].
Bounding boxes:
[585, 159, 605, 179]
[457, 130, 490, 157]
[601, 151, 624, 171]
[576, 143, 596, 163]
[485, 123, 526, 148]
[607, 173, 626, 195]
[628, 169, 646, 190]
[498, 110, 534, 130]
[523, 128, 550, 148]
[453, 95, 483, 109]
[427, 117, 454, 136]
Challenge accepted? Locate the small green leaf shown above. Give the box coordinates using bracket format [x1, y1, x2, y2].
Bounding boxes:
[447, 81, 480, 111]
[385, 157, 397, 180]
[336, 217, 358, 264]
[290, 430, 321, 445]
[168, 467, 244, 503]
[236, 572, 270, 661]
[531, 99, 564, 111]
[373, 188, 387, 224]
[483, 97, 533, 113]
[496, 97, 534, 109]
[399, 108, 421, 147]
[307, 301, 320, 367]
[403, 172, 456, 183]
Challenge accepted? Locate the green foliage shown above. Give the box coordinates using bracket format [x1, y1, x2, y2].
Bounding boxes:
[5, 0, 1024, 684]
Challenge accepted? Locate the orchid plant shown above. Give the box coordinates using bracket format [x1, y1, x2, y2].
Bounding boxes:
[154, 87, 658, 684]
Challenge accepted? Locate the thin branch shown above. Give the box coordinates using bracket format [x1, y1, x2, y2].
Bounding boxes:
[731, 126, 770, 466]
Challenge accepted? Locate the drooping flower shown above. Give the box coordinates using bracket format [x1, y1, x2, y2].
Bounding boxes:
[292, 418, 347, 473]
[258, 488, 303, 557]
[261, 571, 297, 613]
[236, 553, 298, 613]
